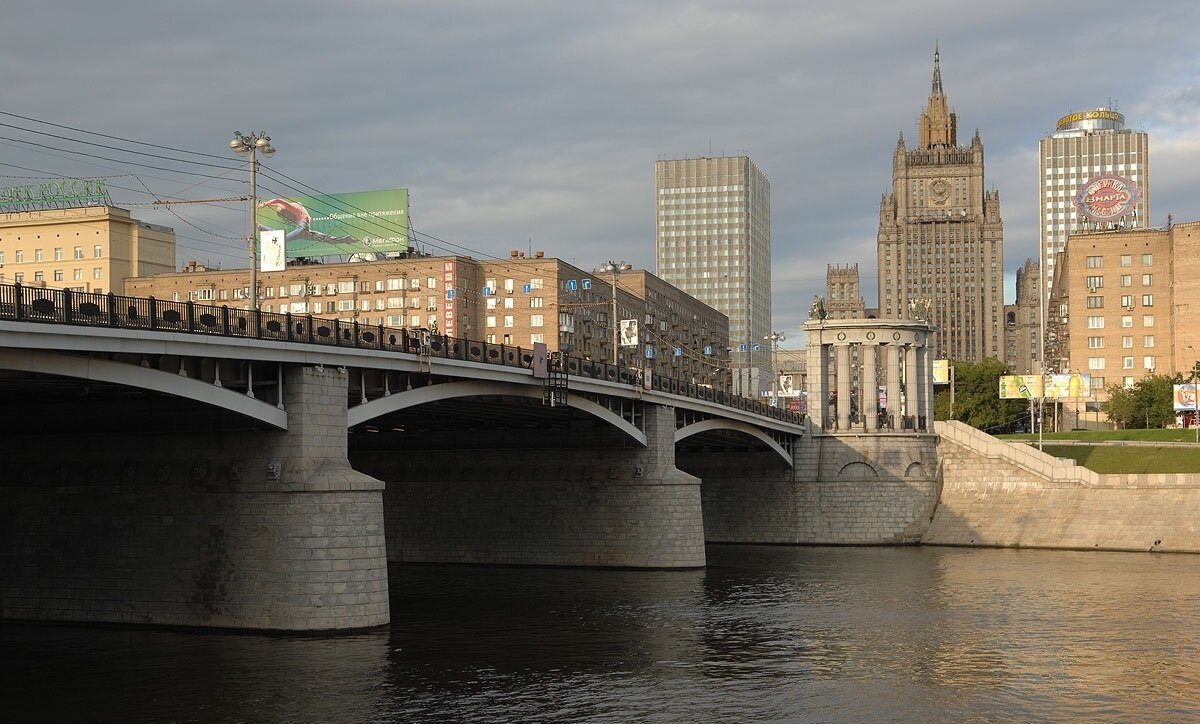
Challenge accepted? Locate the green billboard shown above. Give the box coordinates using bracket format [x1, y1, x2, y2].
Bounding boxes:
[255, 188, 408, 258]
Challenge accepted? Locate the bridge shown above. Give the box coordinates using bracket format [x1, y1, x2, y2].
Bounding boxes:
[0, 284, 940, 631]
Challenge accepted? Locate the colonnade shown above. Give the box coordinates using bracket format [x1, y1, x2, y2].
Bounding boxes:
[804, 318, 936, 433]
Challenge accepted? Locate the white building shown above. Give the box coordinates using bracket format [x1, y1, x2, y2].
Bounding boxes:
[655, 156, 772, 396]
[1039, 108, 1150, 300]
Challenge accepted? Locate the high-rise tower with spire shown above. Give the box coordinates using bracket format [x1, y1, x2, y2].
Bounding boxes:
[877, 48, 1005, 363]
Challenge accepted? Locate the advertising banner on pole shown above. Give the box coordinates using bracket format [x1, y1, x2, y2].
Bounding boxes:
[619, 319, 639, 347]
[255, 188, 409, 258]
[259, 230, 286, 272]
[1173, 384, 1199, 412]
[999, 374, 1092, 399]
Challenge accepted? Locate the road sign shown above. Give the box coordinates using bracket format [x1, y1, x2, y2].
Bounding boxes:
[567, 280, 578, 292]
[582, 279, 592, 290]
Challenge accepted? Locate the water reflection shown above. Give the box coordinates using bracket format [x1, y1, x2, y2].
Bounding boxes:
[4, 546, 1200, 721]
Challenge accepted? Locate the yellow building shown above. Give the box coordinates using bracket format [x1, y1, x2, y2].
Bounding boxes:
[0, 204, 176, 294]
[125, 251, 731, 386]
[1049, 221, 1200, 402]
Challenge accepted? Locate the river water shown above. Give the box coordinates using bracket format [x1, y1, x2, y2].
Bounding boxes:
[5, 545, 1200, 722]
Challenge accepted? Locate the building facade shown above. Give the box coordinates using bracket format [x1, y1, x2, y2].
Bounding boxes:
[655, 155, 771, 396]
[0, 205, 175, 294]
[825, 263, 868, 319]
[877, 50, 1005, 363]
[1039, 108, 1150, 301]
[125, 252, 730, 387]
[1004, 258, 1041, 374]
[1048, 221, 1200, 402]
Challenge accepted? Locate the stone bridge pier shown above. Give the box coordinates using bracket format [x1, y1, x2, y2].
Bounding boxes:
[0, 366, 389, 631]
[355, 403, 706, 569]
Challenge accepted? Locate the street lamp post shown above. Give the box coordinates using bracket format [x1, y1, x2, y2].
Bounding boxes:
[1190, 345, 1199, 444]
[599, 261, 631, 365]
[229, 131, 275, 311]
[765, 331, 785, 407]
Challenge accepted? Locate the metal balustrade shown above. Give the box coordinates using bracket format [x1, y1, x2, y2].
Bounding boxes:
[0, 282, 802, 424]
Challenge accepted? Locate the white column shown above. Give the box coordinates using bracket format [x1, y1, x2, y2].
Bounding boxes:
[836, 343, 851, 431]
[886, 344, 902, 431]
[863, 343, 879, 432]
[914, 345, 928, 432]
[905, 345, 917, 430]
[806, 334, 827, 429]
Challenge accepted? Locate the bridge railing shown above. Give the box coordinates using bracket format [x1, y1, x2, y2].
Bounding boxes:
[0, 282, 801, 425]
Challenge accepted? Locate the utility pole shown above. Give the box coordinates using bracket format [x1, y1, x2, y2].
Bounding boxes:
[599, 261, 631, 365]
[229, 131, 276, 312]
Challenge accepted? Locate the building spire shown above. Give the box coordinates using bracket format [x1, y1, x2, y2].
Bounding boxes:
[932, 43, 943, 95]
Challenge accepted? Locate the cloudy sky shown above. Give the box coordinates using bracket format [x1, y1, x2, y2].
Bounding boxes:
[4, 0, 1200, 349]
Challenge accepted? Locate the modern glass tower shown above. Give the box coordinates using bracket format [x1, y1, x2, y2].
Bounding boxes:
[655, 156, 772, 396]
[1039, 108, 1150, 301]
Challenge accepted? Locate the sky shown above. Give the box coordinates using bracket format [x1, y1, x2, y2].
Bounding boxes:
[4, 0, 1200, 350]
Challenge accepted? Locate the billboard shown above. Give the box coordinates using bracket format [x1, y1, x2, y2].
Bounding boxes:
[259, 230, 286, 272]
[778, 374, 798, 397]
[1174, 384, 1199, 412]
[619, 319, 639, 347]
[932, 360, 950, 385]
[999, 374, 1092, 399]
[255, 188, 408, 259]
[1073, 174, 1138, 223]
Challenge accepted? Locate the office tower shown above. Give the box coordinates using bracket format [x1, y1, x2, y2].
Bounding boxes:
[825, 264, 867, 319]
[1039, 108, 1150, 302]
[877, 49, 1005, 362]
[656, 156, 772, 396]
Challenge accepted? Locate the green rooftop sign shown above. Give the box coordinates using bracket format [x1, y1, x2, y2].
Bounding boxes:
[0, 178, 110, 211]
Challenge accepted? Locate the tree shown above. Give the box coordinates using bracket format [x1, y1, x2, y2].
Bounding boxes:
[934, 358, 1028, 432]
[1104, 373, 1179, 429]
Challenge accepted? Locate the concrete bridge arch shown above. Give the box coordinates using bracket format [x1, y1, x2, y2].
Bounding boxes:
[674, 418, 793, 467]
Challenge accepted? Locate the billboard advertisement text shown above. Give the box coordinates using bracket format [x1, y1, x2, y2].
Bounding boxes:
[255, 188, 408, 259]
[999, 374, 1092, 399]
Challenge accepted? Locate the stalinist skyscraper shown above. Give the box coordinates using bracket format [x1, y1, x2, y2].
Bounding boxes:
[877, 49, 1005, 363]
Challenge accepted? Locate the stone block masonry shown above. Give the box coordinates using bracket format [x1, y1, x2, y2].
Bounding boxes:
[689, 431, 942, 545]
[0, 366, 389, 631]
[927, 421, 1200, 553]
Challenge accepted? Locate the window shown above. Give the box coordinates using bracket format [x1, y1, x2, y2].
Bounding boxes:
[361, 300, 371, 311]
[0, 252, 4, 264]
[1088, 357, 1105, 370]
[410, 314, 421, 327]
[1143, 335, 1155, 348]
[53, 248, 62, 261]
[74, 246, 83, 259]
[13, 272, 22, 283]
[1143, 315, 1154, 327]
[409, 278, 420, 290]
[486, 298, 497, 309]
[1124, 377, 1135, 388]
[1086, 296, 1103, 308]
[33, 271, 44, 282]
[1092, 377, 1105, 388]
[1087, 316, 1104, 329]
[1120, 275, 1132, 287]
[387, 297, 403, 309]
[93, 268, 102, 279]
[530, 333, 544, 344]
[1085, 276, 1103, 289]
[337, 299, 355, 311]
[503, 334, 513, 345]
[530, 314, 544, 327]
[409, 297, 420, 309]
[427, 277, 436, 289]
[53, 270, 63, 282]
[503, 315, 514, 328]
[1122, 336, 1133, 348]
[1120, 294, 1133, 308]
[427, 296, 437, 309]
[503, 297, 514, 309]
[93, 245, 102, 258]
[486, 315, 496, 328]
[1144, 356, 1156, 371]
[530, 278, 544, 290]
[1121, 316, 1133, 328]
[1142, 294, 1154, 307]
[486, 334, 496, 343]
[1123, 357, 1134, 369]
[1142, 253, 1153, 266]
[485, 279, 496, 294]
[428, 314, 437, 327]
[1142, 274, 1153, 286]
[1120, 254, 1132, 267]
[1087, 336, 1104, 348]
[1085, 256, 1103, 268]
[504, 278, 514, 294]
[34, 249, 44, 262]
[336, 280, 354, 293]
[14, 250, 23, 263]
[530, 297, 544, 308]
[387, 277, 403, 290]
